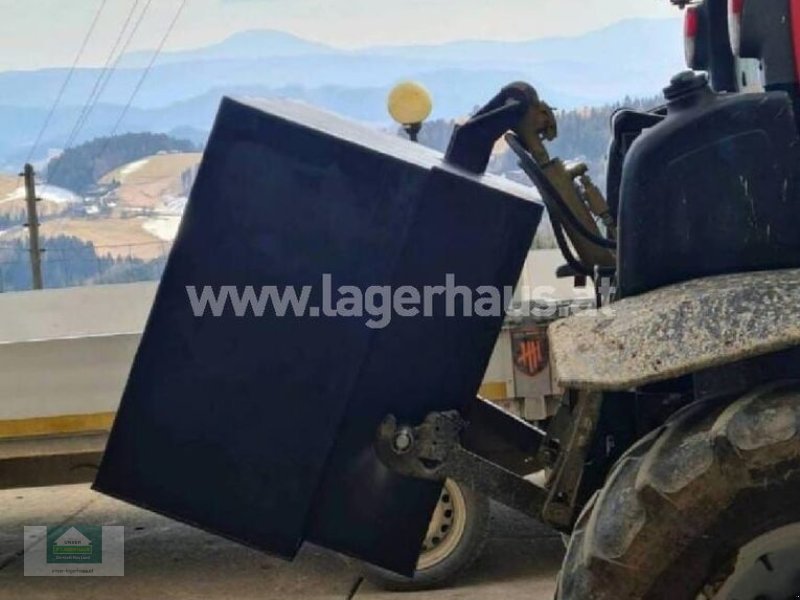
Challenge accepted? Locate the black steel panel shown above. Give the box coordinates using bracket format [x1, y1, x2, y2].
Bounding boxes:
[306, 167, 540, 572]
[94, 97, 541, 574]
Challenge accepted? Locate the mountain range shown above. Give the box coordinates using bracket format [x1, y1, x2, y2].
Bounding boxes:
[0, 18, 684, 169]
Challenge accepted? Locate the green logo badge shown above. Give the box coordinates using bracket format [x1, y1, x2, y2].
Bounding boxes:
[46, 525, 102, 564]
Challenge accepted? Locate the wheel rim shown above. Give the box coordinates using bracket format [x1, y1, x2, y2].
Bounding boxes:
[416, 479, 468, 571]
[706, 522, 800, 599]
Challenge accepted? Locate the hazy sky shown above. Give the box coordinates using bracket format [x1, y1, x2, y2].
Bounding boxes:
[0, 0, 677, 71]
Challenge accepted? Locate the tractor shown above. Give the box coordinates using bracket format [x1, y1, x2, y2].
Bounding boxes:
[93, 0, 800, 597]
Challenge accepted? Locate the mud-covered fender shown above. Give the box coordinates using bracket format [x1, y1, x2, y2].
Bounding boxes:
[549, 269, 800, 391]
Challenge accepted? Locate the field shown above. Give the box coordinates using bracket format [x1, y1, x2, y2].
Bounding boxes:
[0, 152, 202, 262]
[100, 152, 202, 211]
[0, 174, 72, 220]
[3, 217, 169, 260]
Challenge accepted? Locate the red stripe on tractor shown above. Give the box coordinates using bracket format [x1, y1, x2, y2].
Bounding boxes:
[791, 0, 800, 82]
[685, 6, 700, 38]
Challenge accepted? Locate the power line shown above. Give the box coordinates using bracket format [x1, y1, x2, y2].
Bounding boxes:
[88, 0, 189, 212]
[43, 0, 188, 246]
[44, 0, 153, 243]
[105, 0, 188, 142]
[0, 240, 170, 251]
[68, 0, 157, 150]
[56, 0, 145, 164]
[26, 0, 110, 164]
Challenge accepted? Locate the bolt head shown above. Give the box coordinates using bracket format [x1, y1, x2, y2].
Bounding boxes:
[393, 429, 414, 454]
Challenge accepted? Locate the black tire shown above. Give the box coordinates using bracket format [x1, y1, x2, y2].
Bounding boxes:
[557, 381, 800, 599]
[362, 479, 490, 591]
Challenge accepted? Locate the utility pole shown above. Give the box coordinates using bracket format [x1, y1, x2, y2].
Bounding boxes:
[22, 164, 43, 290]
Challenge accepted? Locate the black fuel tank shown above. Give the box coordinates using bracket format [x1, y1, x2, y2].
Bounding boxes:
[617, 71, 800, 297]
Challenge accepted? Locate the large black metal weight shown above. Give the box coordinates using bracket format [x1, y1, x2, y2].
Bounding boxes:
[94, 97, 542, 575]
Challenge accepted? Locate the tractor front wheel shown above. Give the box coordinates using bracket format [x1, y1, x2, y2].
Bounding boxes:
[557, 381, 800, 599]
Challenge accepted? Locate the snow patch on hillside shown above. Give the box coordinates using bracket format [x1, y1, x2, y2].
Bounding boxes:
[142, 216, 180, 241]
[2, 184, 81, 205]
[119, 159, 150, 180]
[161, 196, 187, 215]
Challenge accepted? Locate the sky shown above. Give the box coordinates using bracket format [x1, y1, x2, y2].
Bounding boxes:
[0, 0, 678, 71]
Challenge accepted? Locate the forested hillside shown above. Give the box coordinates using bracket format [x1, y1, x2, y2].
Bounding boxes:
[45, 133, 197, 194]
[540, 95, 663, 185]
[0, 236, 165, 292]
[412, 95, 663, 191]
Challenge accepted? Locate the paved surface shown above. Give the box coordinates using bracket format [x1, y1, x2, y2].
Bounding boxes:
[0, 484, 562, 600]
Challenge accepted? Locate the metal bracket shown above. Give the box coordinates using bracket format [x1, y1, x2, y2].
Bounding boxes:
[444, 82, 546, 174]
[539, 390, 604, 529]
[375, 411, 548, 519]
[374, 392, 605, 531]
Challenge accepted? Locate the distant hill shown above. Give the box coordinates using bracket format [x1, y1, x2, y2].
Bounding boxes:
[1, 150, 199, 265]
[0, 18, 684, 165]
[120, 30, 335, 67]
[45, 133, 197, 194]
[0, 19, 681, 110]
[369, 18, 682, 71]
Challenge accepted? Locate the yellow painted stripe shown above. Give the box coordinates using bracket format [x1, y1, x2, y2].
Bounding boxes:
[0, 412, 115, 439]
[478, 381, 508, 401]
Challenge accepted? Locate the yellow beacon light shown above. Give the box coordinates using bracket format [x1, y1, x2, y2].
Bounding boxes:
[387, 81, 432, 142]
